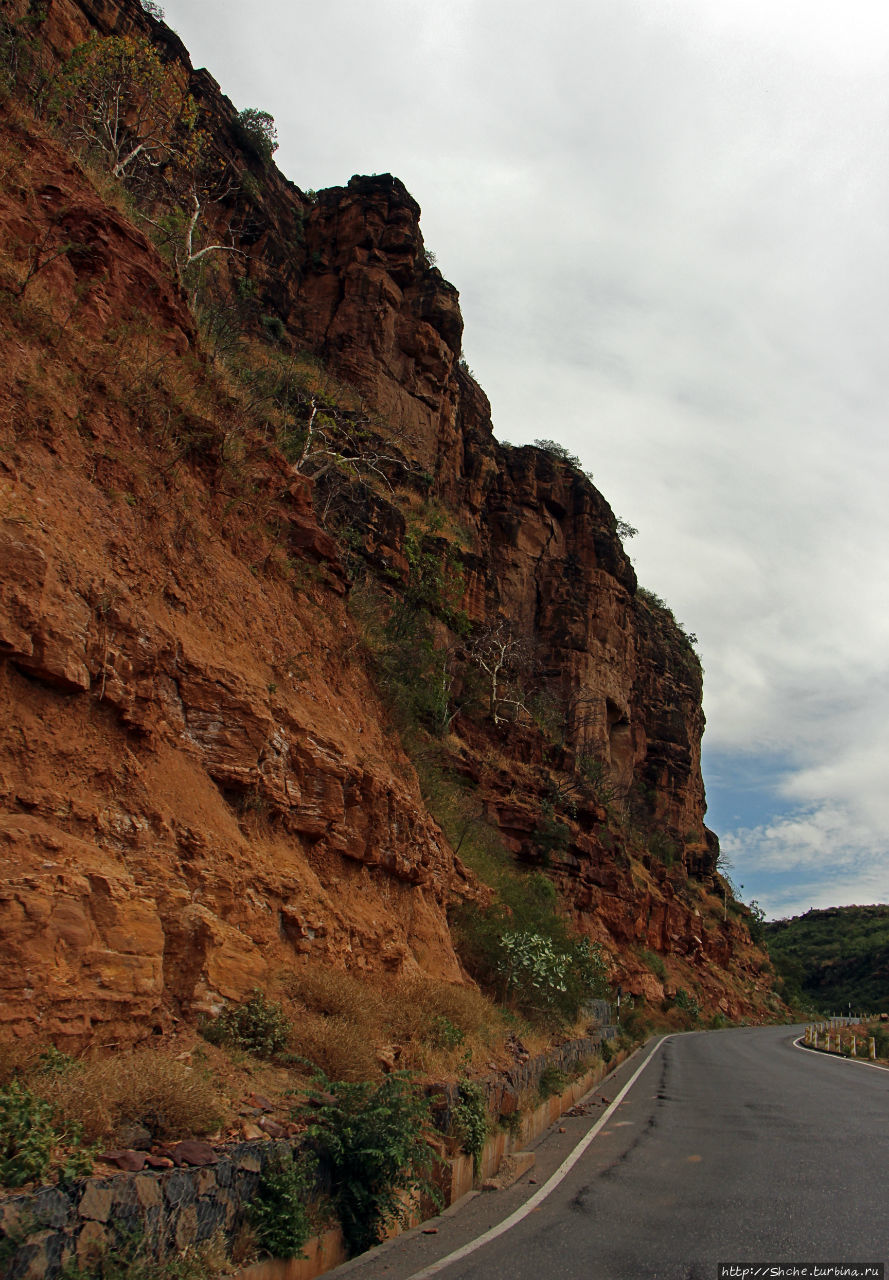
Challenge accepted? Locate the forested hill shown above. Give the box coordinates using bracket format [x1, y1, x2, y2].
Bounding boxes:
[764, 905, 889, 1013]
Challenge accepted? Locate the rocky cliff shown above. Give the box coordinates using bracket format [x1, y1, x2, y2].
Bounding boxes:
[0, 0, 776, 1047]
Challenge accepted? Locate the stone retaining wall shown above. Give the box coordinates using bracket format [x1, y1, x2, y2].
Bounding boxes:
[0, 1138, 286, 1280]
[429, 1026, 616, 1131]
[0, 1029, 619, 1279]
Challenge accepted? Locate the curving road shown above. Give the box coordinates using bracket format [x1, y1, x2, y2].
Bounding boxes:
[334, 1026, 889, 1280]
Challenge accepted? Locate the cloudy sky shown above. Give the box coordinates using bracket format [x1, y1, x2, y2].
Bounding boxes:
[159, 0, 889, 919]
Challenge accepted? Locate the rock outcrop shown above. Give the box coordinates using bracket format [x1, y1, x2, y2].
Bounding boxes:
[0, 0, 776, 1046]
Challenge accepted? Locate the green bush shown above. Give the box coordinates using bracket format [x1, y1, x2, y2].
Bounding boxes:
[251, 1149, 317, 1260]
[871, 1027, 889, 1059]
[537, 1064, 568, 1101]
[640, 949, 667, 982]
[233, 107, 278, 162]
[494, 931, 609, 1025]
[428, 1015, 465, 1051]
[0, 1080, 56, 1187]
[673, 988, 700, 1020]
[295, 1072, 440, 1256]
[200, 990, 291, 1058]
[451, 1079, 486, 1173]
[0, 1078, 94, 1189]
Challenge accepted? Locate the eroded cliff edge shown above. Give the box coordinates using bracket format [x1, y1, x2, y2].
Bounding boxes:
[0, 0, 776, 1047]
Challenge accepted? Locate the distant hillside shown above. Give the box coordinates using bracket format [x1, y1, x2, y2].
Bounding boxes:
[764, 905, 889, 1014]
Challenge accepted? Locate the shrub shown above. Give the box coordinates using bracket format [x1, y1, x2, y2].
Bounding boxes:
[674, 988, 700, 1021]
[0, 1079, 95, 1189]
[289, 966, 386, 1028]
[649, 831, 677, 868]
[494, 931, 609, 1025]
[0, 1080, 55, 1187]
[233, 108, 278, 162]
[429, 1015, 465, 1051]
[42, 1049, 222, 1144]
[537, 1064, 568, 1100]
[532, 439, 582, 469]
[450, 852, 610, 1026]
[389, 975, 491, 1047]
[296, 1072, 440, 1256]
[534, 808, 572, 865]
[285, 1011, 378, 1083]
[59, 1230, 229, 1279]
[201, 990, 291, 1059]
[640, 949, 667, 982]
[871, 1027, 889, 1059]
[55, 35, 198, 180]
[250, 1149, 318, 1260]
[260, 314, 286, 343]
[451, 1079, 487, 1172]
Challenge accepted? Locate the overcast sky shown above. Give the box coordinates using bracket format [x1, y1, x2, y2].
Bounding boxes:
[159, 0, 889, 919]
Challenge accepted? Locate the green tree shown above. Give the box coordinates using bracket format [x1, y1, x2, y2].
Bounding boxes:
[56, 34, 198, 179]
[233, 107, 278, 162]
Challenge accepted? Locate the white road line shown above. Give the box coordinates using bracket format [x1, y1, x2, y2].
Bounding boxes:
[404, 1036, 672, 1280]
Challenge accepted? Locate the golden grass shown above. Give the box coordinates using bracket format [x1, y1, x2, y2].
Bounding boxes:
[35, 1048, 224, 1144]
[286, 1010, 380, 1083]
[277, 962, 522, 1081]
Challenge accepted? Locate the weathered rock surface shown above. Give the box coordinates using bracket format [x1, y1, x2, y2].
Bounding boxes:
[0, 105, 479, 1046]
[0, 0, 776, 1045]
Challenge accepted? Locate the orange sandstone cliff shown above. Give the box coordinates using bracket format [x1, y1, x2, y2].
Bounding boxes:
[0, 0, 775, 1047]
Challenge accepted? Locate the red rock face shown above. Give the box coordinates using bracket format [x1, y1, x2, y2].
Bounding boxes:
[0, 106, 481, 1047]
[0, 0, 775, 1046]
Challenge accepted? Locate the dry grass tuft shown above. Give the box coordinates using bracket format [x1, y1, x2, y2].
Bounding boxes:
[390, 974, 492, 1041]
[286, 1011, 379, 1083]
[287, 965, 389, 1028]
[277, 963, 518, 1080]
[36, 1048, 224, 1144]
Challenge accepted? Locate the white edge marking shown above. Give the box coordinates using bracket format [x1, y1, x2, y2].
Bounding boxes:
[792, 1036, 889, 1072]
[404, 1036, 672, 1280]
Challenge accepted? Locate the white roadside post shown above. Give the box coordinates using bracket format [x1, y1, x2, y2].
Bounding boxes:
[870, 1037, 877, 1060]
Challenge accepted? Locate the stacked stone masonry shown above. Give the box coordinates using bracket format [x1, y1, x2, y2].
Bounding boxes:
[0, 1031, 616, 1279]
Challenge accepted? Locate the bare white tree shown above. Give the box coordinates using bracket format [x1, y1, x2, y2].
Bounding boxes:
[466, 618, 535, 725]
[56, 34, 198, 180]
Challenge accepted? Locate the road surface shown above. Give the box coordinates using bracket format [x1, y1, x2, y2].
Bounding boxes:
[331, 1025, 889, 1280]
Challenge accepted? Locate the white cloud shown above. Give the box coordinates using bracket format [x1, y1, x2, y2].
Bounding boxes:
[721, 799, 889, 919]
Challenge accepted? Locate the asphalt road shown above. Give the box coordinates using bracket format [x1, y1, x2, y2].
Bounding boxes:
[331, 1025, 889, 1280]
